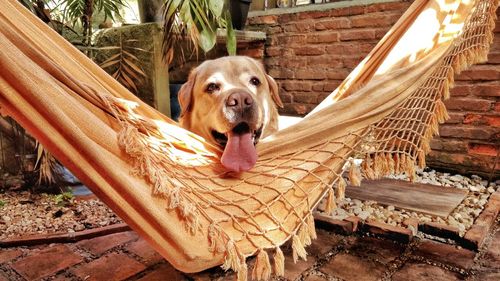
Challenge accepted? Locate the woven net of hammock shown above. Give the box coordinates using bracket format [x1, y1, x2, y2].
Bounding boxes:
[0, 0, 497, 280]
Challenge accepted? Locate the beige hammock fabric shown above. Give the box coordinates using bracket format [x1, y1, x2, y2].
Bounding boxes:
[0, 0, 497, 279]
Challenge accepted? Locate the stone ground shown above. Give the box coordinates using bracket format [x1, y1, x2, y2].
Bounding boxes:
[0, 215, 498, 281]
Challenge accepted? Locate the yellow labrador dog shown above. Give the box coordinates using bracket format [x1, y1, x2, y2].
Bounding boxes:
[178, 56, 283, 172]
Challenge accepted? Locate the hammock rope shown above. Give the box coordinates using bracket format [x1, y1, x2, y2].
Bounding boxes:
[0, 0, 497, 280]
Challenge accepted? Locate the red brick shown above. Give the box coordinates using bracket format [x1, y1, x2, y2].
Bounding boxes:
[430, 139, 467, 152]
[295, 46, 325, 56]
[295, 69, 327, 80]
[455, 66, 500, 81]
[265, 46, 282, 57]
[482, 231, 500, 269]
[445, 112, 464, 124]
[474, 83, 500, 97]
[298, 10, 331, 20]
[439, 126, 493, 140]
[463, 114, 484, 125]
[71, 253, 146, 281]
[375, 27, 391, 39]
[237, 48, 263, 59]
[77, 231, 137, 255]
[277, 34, 307, 46]
[445, 98, 492, 112]
[346, 236, 403, 264]
[283, 251, 316, 280]
[487, 51, 500, 63]
[331, 6, 366, 17]
[308, 229, 343, 257]
[484, 115, 500, 127]
[326, 42, 359, 54]
[327, 69, 350, 80]
[315, 18, 350, 30]
[282, 81, 312, 91]
[126, 238, 164, 266]
[343, 55, 365, 68]
[268, 67, 294, 79]
[293, 93, 319, 104]
[415, 240, 476, 269]
[362, 220, 413, 243]
[365, 2, 411, 13]
[306, 56, 343, 68]
[350, 13, 401, 28]
[284, 22, 314, 32]
[495, 102, 500, 112]
[11, 245, 82, 280]
[468, 143, 498, 156]
[306, 32, 339, 44]
[392, 263, 462, 281]
[450, 84, 472, 97]
[464, 191, 500, 249]
[136, 263, 186, 281]
[250, 15, 278, 25]
[339, 29, 376, 41]
[320, 253, 385, 281]
[0, 249, 22, 263]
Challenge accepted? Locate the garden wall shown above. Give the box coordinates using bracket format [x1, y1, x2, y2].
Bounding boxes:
[247, 0, 499, 178]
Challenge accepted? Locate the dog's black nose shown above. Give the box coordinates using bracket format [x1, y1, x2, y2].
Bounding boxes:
[226, 92, 254, 109]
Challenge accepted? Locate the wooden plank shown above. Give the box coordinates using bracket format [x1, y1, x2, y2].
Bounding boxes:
[345, 179, 468, 217]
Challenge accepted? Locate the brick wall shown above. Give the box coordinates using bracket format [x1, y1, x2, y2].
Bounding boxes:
[247, 0, 499, 178]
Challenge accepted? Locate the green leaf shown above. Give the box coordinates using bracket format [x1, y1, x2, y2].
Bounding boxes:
[226, 14, 236, 55]
[209, 0, 224, 18]
[199, 25, 216, 52]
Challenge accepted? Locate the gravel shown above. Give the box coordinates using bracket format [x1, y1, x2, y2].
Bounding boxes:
[0, 166, 498, 239]
[0, 191, 123, 240]
[325, 167, 499, 236]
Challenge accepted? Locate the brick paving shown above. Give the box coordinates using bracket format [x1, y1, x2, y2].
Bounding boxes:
[0, 216, 498, 281]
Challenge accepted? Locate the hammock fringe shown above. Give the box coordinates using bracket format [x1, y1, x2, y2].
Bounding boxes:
[252, 249, 272, 281]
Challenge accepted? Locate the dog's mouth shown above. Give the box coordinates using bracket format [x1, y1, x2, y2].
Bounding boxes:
[211, 122, 263, 173]
[211, 123, 263, 148]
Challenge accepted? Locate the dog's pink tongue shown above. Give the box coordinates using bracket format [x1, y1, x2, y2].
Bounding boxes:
[221, 132, 257, 172]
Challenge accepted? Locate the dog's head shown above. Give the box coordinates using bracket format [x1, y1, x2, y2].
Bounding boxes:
[178, 56, 283, 172]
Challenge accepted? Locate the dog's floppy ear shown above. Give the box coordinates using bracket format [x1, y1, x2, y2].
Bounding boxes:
[266, 74, 284, 108]
[178, 70, 197, 117]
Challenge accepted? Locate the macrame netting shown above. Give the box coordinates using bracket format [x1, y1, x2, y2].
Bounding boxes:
[0, 0, 497, 280]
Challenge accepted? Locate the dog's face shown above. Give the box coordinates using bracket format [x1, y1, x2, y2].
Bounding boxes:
[178, 56, 283, 172]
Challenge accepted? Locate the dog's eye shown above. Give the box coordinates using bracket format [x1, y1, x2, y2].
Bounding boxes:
[206, 83, 220, 93]
[250, 77, 261, 86]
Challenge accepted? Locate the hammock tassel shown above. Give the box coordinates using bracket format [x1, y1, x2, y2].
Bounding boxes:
[405, 155, 416, 182]
[417, 150, 426, 169]
[435, 99, 449, 123]
[307, 213, 317, 240]
[324, 188, 336, 215]
[252, 249, 271, 281]
[292, 234, 307, 263]
[222, 240, 242, 272]
[386, 153, 395, 174]
[274, 247, 285, 277]
[237, 262, 248, 281]
[298, 224, 312, 247]
[348, 160, 362, 186]
[208, 224, 225, 253]
[362, 156, 376, 180]
[394, 154, 401, 174]
[336, 178, 346, 200]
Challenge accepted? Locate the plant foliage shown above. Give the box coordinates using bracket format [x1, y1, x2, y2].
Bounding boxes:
[162, 0, 236, 65]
